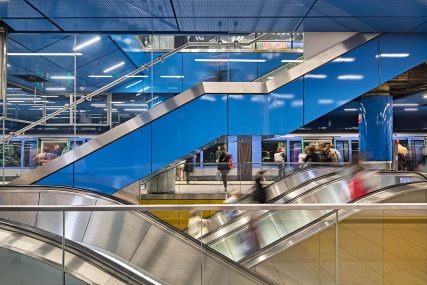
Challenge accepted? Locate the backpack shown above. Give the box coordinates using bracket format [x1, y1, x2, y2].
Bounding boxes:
[227, 154, 234, 170]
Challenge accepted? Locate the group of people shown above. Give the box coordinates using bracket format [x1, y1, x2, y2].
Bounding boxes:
[33, 144, 63, 166]
[298, 143, 341, 166]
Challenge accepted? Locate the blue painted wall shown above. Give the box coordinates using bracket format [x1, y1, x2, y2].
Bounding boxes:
[36, 33, 427, 195]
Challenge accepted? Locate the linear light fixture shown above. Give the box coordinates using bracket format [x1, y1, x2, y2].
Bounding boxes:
[103, 61, 125, 73]
[146, 96, 158, 103]
[318, 99, 334, 104]
[45, 87, 66, 91]
[8, 101, 25, 103]
[8, 53, 82, 56]
[7, 87, 21, 90]
[394, 103, 419, 107]
[123, 108, 147, 112]
[114, 103, 148, 107]
[125, 80, 142, 89]
[51, 76, 75, 80]
[344, 108, 358, 111]
[89, 75, 113, 78]
[305, 74, 327, 79]
[7, 64, 10, 67]
[91, 103, 107, 108]
[160, 75, 184, 78]
[74, 36, 101, 51]
[281, 59, 303, 63]
[376, 53, 410, 58]
[111, 101, 125, 104]
[404, 108, 418, 111]
[194, 59, 266, 63]
[333, 57, 355, 62]
[337, 74, 364, 80]
[41, 95, 59, 98]
[125, 75, 148, 78]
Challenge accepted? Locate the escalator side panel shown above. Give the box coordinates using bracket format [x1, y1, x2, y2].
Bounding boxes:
[9, 192, 39, 227]
[304, 38, 380, 125]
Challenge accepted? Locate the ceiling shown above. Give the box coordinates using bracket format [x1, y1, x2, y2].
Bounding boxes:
[1, 0, 427, 33]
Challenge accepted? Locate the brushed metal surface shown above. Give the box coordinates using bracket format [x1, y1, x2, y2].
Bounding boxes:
[9, 191, 39, 226]
[11, 33, 379, 186]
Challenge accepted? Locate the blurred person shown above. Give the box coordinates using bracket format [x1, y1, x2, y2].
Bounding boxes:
[397, 141, 408, 171]
[253, 170, 267, 203]
[33, 146, 50, 166]
[303, 145, 320, 164]
[315, 143, 327, 162]
[188, 211, 209, 238]
[274, 147, 286, 177]
[176, 160, 186, 181]
[298, 146, 308, 168]
[217, 146, 233, 192]
[224, 191, 241, 220]
[325, 143, 340, 163]
[184, 156, 194, 184]
[49, 144, 62, 159]
[242, 215, 260, 255]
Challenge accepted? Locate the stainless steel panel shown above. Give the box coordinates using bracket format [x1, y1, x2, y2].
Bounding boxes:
[82, 206, 150, 260]
[130, 225, 202, 285]
[0, 192, 11, 221]
[37, 192, 96, 242]
[9, 192, 39, 226]
[254, 217, 280, 248]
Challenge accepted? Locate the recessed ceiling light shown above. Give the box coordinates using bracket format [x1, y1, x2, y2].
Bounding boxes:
[344, 108, 358, 111]
[394, 103, 419, 107]
[51, 76, 75, 80]
[125, 80, 142, 89]
[103, 61, 125, 73]
[45, 87, 66, 91]
[306, 74, 327, 79]
[160, 75, 184, 78]
[8, 53, 82, 56]
[74, 36, 101, 51]
[89, 75, 113, 78]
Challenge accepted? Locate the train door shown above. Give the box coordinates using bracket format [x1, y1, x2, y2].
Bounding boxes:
[288, 138, 303, 165]
[408, 137, 425, 169]
[335, 139, 350, 162]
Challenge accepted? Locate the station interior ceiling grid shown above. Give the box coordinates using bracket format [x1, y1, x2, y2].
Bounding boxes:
[1, 0, 427, 33]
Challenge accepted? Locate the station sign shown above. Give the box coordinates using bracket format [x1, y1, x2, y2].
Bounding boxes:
[256, 41, 304, 49]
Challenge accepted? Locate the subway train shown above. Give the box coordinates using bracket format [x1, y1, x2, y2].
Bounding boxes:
[1, 133, 425, 181]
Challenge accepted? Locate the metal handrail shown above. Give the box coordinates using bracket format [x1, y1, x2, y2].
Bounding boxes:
[0, 203, 425, 211]
[1, 33, 270, 143]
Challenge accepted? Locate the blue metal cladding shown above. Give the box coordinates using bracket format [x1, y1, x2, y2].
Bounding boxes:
[359, 95, 393, 162]
[151, 94, 227, 172]
[36, 164, 74, 189]
[303, 38, 380, 125]
[379, 34, 427, 85]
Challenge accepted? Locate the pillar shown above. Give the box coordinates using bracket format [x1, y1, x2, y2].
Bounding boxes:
[359, 94, 393, 169]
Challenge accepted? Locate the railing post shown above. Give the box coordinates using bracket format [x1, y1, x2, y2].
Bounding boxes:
[62, 210, 65, 285]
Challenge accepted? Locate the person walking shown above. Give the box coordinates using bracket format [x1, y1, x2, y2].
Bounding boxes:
[217, 146, 233, 192]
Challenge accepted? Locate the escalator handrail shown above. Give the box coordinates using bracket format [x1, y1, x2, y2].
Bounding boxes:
[239, 179, 427, 267]
[10, 33, 380, 186]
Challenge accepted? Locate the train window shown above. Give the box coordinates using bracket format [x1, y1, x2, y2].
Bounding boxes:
[351, 140, 359, 159]
[289, 141, 302, 162]
[261, 141, 286, 164]
[203, 144, 221, 164]
[23, 141, 38, 167]
[410, 140, 424, 168]
[336, 141, 349, 162]
[2, 142, 22, 167]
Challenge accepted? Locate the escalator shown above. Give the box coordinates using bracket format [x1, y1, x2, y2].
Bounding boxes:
[0, 185, 273, 285]
[0, 220, 163, 285]
[202, 171, 426, 266]
[9, 32, 396, 194]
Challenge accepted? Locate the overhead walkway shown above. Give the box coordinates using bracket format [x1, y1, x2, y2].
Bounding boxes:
[0, 220, 162, 285]
[9, 32, 396, 194]
[0, 185, 272, 285]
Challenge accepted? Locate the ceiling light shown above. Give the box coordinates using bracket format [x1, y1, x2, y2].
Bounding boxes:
[123, 108, 147, 112]
[194, 59, 266, 63]
[89, 75, 113, 78]
[45, 87, 66, 91]
[115, 103, 148, 107]
[268, 77, 274, 79]
[7, 87, 21, 90]
[146, 96, 158, 103]
[338, 74, 364, 80]
[8, 53, 82, 56]
[6, 64, 10, 67]
[318, 99, 333, 104]
[41, 95, 59, 98]
[74, 36, 101, 51]
[394, 103, 419, 107]
[125, 80, 142, 89]
[125, 75, 148, 78]
[111, 101, 125, 104]
[344, 108, 358, 111]
[281, 59, 303, 63]
[404, 108, 418, 111]
[160, 75, 184, 78]
[91, 103, 107, 108]
[306, 74, 327, 79]
[376, 53, 410, 58]
[8, 101, 25, 103]
[333, 57, 355, 62]
[51, 76, 75, 80]
[103, 61, 125, 73]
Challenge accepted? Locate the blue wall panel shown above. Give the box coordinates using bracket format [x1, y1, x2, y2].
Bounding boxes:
[303, 38, 379, 125]
[36, 164, 74, 189]
[228, 94, 267, 135]
[379, 34, 427, 84]
[151, 94, 227, 171]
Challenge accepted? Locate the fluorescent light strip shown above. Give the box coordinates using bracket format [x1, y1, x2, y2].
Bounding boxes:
[123, 108, 147, 112]
[8, 53, 82, 56]
[7, 88, 21, 90]
[125, 75, 148, 78]
[46, 87, 66, 91]
[394, 103, 419, 107]
[111, 101, 125, 104]
[8, 101, 25, 103]
[160, 75, 184, 78]
[41, 95, 59, 98]
[74, 36, 101, 51]
[333, 57, 355, 63]
[281, 59, 303, 63]
[51, 76, 75, 80]
[306, 74, 327, 79]
[125, 80, 142, 89]
[89, 75, 113, 78]
[115, 103, 147, 107]
[377, 53, 410, 58]
[146, 96, 158, 103]
[91, 104, 107, 108]
[318, 99, 334, 104]
[344, 108, 358, 111]
[103, 61, 125, 73]
[7, 98, 41, 101]
[337, 74, 364, 80]
[194, 59, 266, 63]
[404, 108, 418, 111]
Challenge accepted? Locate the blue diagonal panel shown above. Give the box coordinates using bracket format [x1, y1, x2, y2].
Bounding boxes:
[8, 34, 69, 52]
[2, 19, 60, 32]
[0, 0, 42, 18]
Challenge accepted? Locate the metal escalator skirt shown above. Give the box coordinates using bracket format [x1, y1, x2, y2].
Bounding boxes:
[207, 172, 425, 263]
